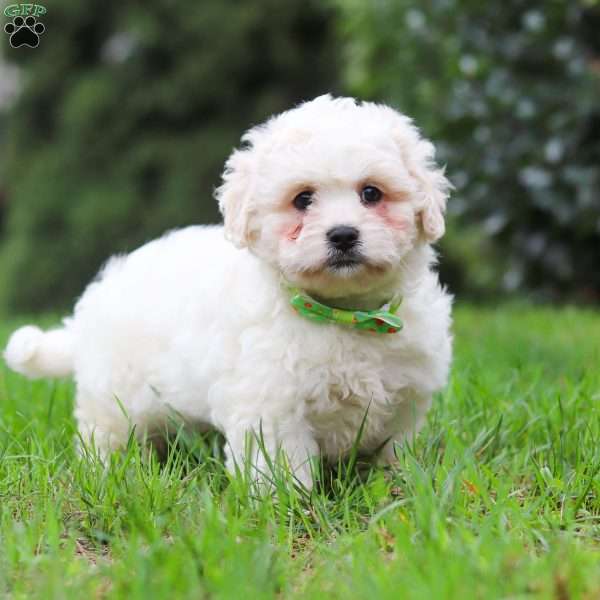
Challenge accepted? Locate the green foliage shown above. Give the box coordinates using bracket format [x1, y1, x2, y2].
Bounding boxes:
[0, 0, 340, 312]
[338, 0, 600, 300]
[1, 306, 600, 597]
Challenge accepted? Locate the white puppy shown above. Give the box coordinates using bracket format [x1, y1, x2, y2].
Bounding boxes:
[4, 95, 452, 487]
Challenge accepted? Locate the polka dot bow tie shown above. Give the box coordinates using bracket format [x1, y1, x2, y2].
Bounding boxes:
[287, 287, 403, 334]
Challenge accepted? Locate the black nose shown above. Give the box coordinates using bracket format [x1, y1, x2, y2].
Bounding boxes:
[327, 226, 360, 252]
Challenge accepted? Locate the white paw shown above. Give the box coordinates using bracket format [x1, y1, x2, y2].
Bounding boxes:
[4, 325, 43, 371]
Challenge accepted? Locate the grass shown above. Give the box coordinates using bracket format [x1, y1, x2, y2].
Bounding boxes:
[1, 304, 599, 599]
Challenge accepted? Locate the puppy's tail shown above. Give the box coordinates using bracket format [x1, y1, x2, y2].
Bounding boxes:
[4, 323, 74, 379]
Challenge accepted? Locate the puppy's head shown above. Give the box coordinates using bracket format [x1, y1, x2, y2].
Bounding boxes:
[216, 95, 451, 300]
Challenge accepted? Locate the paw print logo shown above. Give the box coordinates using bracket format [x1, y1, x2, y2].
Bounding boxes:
[4, 15, 45, 48]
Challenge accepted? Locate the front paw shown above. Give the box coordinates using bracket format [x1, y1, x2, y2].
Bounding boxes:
[224, 427, 318, 492]
[376, 438, 402, 468]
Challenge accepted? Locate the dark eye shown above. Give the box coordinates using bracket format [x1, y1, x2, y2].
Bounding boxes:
[360, 185, 382, 205]
[293, 190, 313, 211]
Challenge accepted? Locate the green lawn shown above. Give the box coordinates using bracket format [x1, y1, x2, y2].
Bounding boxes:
[1, 305, 599, 599]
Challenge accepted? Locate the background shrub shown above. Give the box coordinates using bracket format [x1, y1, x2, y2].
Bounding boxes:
[1, 0, 599, 311]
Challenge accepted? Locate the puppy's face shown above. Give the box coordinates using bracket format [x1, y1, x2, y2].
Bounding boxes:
[217, 96, 450, 300]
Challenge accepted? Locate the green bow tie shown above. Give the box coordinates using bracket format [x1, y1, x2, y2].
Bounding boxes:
[287, 287, 403, 334]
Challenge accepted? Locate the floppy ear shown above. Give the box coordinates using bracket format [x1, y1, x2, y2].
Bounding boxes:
[215, 148, 257, 248]
[409, 139, 451, 243]
[390, 119, 452, 243]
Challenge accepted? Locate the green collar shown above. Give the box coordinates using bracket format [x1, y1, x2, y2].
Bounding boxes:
[286, 286, 403, 334]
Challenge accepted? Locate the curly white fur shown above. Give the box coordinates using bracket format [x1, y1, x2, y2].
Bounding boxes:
[4, 95, 453, 487]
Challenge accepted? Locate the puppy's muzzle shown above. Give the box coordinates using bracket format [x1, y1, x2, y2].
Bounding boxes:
[326, 226, 360, 253]
[326, 225, 364, 270]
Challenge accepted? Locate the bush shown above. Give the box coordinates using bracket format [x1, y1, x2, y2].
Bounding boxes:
[338, 0, 600, 300]
[0, 0, 340, 312]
